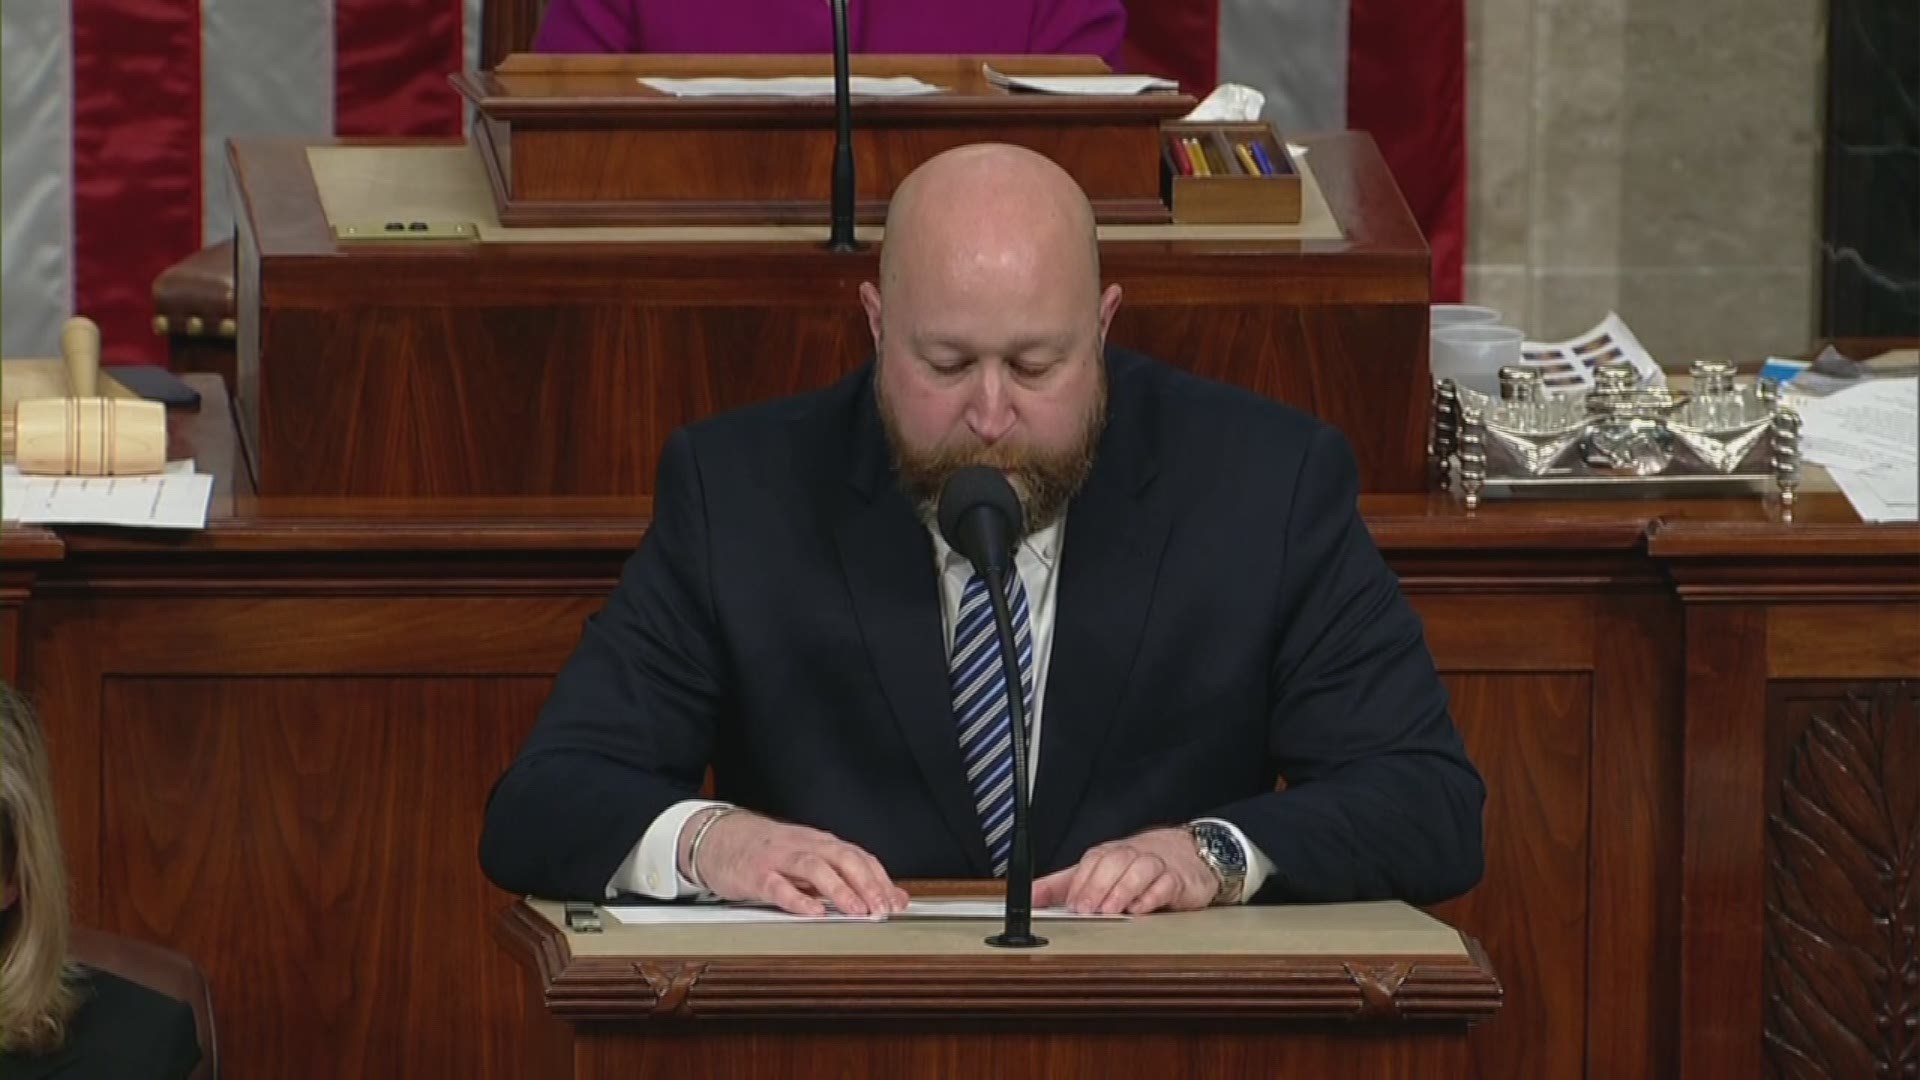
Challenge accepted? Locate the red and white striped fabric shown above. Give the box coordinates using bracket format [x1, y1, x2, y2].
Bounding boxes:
[2, 0, 483, 366]
[1, 0, 1461, 368]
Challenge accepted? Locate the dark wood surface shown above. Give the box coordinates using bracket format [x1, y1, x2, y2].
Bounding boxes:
[6, 379, 1918, 1078]
[231, 130, 1432, 498]
[1585, 591, 1684, 1079]
[1677, 604, 1772, 1079]
[101, 679, 537, 1076]
[1426, 673, 1590, 1080]
[558, 1026, 1479, 1080]
[478, 0, 545, 71]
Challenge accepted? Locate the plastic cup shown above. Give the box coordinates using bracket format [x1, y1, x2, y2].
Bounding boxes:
[1429, 304, 1502, 329]
[1431, 324, 1525, 397]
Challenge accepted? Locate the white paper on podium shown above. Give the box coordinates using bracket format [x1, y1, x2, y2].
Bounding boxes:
[899, 900, 1127, 921]
[1789, 377, 1918, 522]
[604, 899, 1128, 926]
[1, 459, 211, 529]
[1791, 377, 1917, 468]
[1828, 464, 1919, 522]
[982, 65, 1176, 95]
[605, 904, 883, 926]
[639, 75, 943, 97]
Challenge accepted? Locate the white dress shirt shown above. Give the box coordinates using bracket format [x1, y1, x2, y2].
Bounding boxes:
[608, 516, 1274, 901]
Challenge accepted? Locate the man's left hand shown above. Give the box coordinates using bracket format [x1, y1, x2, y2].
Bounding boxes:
[1030, 827, 1220, 915]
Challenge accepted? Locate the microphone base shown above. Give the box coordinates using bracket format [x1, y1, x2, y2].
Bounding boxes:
[824, 235, 866, 253]
[983, 931, 1049, 949]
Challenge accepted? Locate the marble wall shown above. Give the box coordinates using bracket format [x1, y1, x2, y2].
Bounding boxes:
[1463, 0, 1828, 366]
[1821, 0, 1919, 337]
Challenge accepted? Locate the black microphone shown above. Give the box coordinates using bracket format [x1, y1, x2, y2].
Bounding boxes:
[824, 0, 862, 252]
[937, 466, 1046, 949]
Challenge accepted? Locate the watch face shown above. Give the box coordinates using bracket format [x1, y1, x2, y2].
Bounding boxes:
[1196, 824, 1247, 874]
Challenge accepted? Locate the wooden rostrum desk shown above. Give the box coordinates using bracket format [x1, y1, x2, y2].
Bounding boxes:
[5, 376, 1912, 1078]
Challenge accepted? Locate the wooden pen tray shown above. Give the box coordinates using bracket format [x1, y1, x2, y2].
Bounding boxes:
[1160, 121, 1302, 225]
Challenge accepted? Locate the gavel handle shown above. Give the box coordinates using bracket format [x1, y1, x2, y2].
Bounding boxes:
[62, 316, 102, 399]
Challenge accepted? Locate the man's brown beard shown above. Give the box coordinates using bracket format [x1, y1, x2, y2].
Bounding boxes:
[878, 364, 1107, 534]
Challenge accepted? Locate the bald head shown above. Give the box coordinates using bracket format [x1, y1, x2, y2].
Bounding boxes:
[878, 144, 1101, 303]
[860, 144, 1123, 531]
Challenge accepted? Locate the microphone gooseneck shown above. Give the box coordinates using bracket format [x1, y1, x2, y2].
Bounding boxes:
[935, 467, 1045, 949]
[825, 0, 861, 252]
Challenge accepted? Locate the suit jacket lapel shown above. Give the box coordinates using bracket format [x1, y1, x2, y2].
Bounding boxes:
[829, 379, 994, 875]
[1030, 358, 1172, 869]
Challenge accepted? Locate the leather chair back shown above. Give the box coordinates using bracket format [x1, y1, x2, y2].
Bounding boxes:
[481, 0, 549, 68]
[70, 928, 218, 1080]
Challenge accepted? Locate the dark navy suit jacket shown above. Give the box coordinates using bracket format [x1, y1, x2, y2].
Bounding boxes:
[481, 349, 1485, 903]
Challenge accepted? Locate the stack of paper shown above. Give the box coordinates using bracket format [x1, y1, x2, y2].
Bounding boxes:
[981, 65, 1176, 95]
[1, 459, 213, 529]
[605, 899, 1128, 925]
[638, 76, 943, 98]
[1789, 377, 1918, 522]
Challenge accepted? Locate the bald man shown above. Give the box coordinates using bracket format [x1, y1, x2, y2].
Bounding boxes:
[481, 146, 1484, 916]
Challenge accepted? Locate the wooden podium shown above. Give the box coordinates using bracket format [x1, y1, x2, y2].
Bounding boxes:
[233, 139, 1429, 498]
[498, 895, 1501, 1078]
[453, 55, 1192, 226]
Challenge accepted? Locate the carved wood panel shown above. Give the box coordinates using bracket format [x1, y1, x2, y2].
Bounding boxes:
[1765, 681, 1920, 1080]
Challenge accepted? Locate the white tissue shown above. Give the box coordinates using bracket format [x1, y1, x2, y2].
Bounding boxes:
[1182, 83, 1267, 122]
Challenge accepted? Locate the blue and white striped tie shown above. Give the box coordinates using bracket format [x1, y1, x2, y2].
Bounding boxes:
[949, 568, 1035, 877]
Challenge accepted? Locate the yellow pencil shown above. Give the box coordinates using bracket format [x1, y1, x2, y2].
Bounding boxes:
[1186, 137, 1211, 176]
[1234, 142, 1261, 176]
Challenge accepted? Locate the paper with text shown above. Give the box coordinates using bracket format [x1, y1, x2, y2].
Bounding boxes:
[1791, 377, 1918, 522]
[1792, 377, 1917, 464]
[2, 460, 211, 529]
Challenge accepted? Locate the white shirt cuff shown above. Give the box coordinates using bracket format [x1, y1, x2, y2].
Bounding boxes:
[1193, 817, 1275, 904]
[605, 799, 732, 900]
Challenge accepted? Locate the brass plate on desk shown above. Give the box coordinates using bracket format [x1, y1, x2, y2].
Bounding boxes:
[332, 220, 478, 243]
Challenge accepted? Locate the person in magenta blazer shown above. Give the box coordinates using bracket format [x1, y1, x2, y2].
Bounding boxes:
[533, 0, 1128, 69]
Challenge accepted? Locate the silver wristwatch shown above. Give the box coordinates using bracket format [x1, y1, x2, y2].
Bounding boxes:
[1187, 821, 1249, 905]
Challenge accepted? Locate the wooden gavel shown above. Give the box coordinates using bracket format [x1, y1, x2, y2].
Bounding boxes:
[8, 317, 167, 476]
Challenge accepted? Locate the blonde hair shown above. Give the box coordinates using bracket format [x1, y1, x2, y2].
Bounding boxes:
[0, 683, 80, 1054]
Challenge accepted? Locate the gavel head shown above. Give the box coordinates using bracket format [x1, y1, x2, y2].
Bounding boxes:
[13, 397, 167, 477]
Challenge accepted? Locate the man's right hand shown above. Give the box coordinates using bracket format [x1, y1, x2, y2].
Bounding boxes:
[680, 809, 910, 917]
